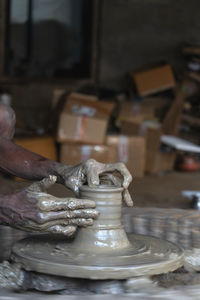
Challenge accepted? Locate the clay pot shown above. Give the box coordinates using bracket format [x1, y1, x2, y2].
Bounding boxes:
[72, 185, 131, 253]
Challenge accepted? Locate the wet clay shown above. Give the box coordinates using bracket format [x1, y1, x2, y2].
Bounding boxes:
[55, 159, 133, 206]
[11, 185, 183, 280]
[0, 176, 98, 236]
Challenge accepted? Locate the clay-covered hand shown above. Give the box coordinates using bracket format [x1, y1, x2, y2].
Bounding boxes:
[1, 175, 98, 236]
[57, 159, 133, 206]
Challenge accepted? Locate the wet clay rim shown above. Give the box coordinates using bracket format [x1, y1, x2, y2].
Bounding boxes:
[80, 185, 124, 193]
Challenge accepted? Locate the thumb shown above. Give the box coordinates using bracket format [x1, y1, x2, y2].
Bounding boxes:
[27, 175, 57, 193]
[87, 166, 100, 187]
[123, 189, 133, 207]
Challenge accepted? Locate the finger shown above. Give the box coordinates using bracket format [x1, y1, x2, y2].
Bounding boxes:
[14, 219, 72, 232]
[68, 209, 99, 219]
[98, 163, 132, 189]
[65, 177, 82, 196]
[123, 189, 133, 207]
[28, 175, 57, 193]
[38, 209, 99, 223]
[39, 198, 96, 211]
[47, 225, 77, 236]
[99, 174, 122, 186]
[68, 218, 94, 227]
[87, 166, 100, 187]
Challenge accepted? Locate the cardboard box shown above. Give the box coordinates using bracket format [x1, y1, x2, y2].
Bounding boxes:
[145, 127, 176, 173]
[119, 97, 171, 133]
[146, 151, 176, 174]
[118, 100, 159, 123]
[132, 64, 176, 97]
[57, 114, 108, 145]
[60, 143, 116, 165]
[146, 126, 162, 155]
[64, 93, 114, 118]
[121, 118, 142, 136]
[118, 101, 144, 133]
[14, 136, 57, 161]
[145, 127, 162, 173]
[141, 96, 172, 120]
[162, 85, 185, 135]
[118, 102, 144, 121]
[121, 121, 175, 173]
[121, 118, 162, 138]
[106, 135, 146, 178]
[57, 93, 115, 144]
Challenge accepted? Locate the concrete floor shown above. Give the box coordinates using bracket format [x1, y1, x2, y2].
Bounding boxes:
[0, 171, 200, 209]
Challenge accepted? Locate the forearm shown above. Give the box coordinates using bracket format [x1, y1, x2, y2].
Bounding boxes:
[0, 193, 15, 225]
[0, 191, 36, 227]
[0, 136, 70, 183]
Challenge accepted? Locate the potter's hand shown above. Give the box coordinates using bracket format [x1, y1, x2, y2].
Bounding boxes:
[2, 175, 98, 236]
[57, 159, 133, 207]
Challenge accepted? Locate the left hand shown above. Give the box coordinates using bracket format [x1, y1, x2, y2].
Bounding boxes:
[3, 176, 98, 236]
[57, 159, 133, 207]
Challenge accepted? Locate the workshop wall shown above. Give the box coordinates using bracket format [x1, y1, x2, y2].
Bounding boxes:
[9, 0, 83, 77]
[99, 0, 200, 89]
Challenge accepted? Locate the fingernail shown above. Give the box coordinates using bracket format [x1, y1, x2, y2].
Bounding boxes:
[127, 200, 134, 207]
[91, 180, 99, 186]
[86, 219, 93, 226]
[94, 211, 100, 218]
[64, 226, 76, 236]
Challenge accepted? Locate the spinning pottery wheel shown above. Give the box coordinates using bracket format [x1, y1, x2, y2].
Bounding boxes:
[11, 185, 183, 280]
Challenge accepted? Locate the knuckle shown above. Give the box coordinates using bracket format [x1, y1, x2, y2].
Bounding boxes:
[65, 227, 76, 237]
[67, 199, 77, 210]
[38, 196, 54, 211]
[85, 158, 97, 167]
[48, 225, 59, 234]
[39, 199, 48, 210]
[37, 212, 46, 224]
[66, 211, 73, 218]
[49, 175, 57, 182]
[116, 162, 124, 168]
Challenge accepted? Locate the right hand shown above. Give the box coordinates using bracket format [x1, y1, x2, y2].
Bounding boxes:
[57, 159, 133, 206]
[3, 175, 98, 236]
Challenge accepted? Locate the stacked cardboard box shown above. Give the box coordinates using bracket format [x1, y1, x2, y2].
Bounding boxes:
[60, 144, 117, 165]
[57, 92, 116, 170]
[145, 127, 176, 173]
[132, 64, 176, 97]
[119, 98, 176, 174]
[106, 135, 146, 178]
[57, 92, 146, 178]
[57, 93, 115, 145]
[60, 137, 145, 178]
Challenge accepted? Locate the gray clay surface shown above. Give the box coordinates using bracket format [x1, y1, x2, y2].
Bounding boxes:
[11, 185, 183, 279]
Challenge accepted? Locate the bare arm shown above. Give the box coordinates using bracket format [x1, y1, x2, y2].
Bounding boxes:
[0, 136, 133, 205]
[0, 103, 132, 206]
[0, 136, 66, 182]
[0, 103, 132, 234]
